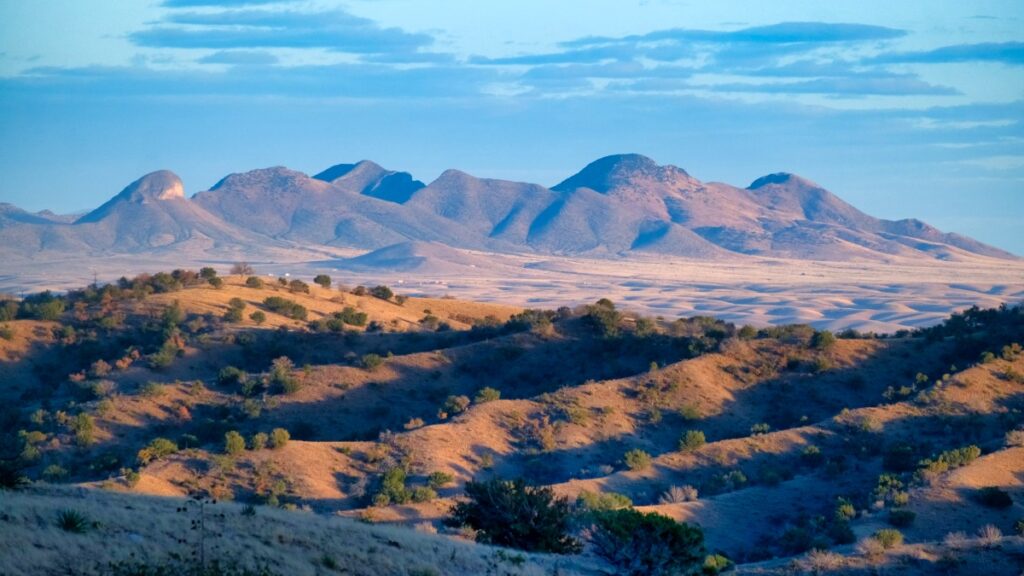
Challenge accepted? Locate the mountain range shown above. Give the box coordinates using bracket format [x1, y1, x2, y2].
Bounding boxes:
[0, 154, 1015, 265]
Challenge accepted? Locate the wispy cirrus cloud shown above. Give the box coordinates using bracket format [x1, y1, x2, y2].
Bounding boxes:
[131, 8, 433, 55]
[160, 0, 292, 7]
[870, 42, 1024, 65]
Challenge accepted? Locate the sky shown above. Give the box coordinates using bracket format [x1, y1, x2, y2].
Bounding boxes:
[0, 0, 1022, 253]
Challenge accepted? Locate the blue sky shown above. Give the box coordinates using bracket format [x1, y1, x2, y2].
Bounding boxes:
[1, 0, 1022, 253]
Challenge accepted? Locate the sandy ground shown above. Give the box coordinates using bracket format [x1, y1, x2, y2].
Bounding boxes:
[3, 250, 1023, 331]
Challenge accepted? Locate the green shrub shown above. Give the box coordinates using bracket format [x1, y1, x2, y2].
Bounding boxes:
[137, 437, 178, 465]
[0, 324, 13, 341]
[369, 285, 393, 300]
[224, 431, 246, 455]
[262, 297, 307, 320]
[888, 509, 916, 527]
[378, 467, 410, 505]
[1014, 518, 1024, 536]
[475, 387, 501, 403]
[750, 422, 771, 436]
[442, 395, 471, 416]
[583, 299, 621, 338]
[245, 276, 264, 289]
[337, 306, 368, 327]
[801, 445, 824, 466]
[361, 353, 384, 371]
[218, 366, 247, 388]
[576, 490, 633, 511]
[269, 356, 299, 394]
[0, 300, 18, 322]
[249, 311, 266, 325]
[975, 486, 1013, 509]
[678, 430, 706, 453]
[57, 509, 91, 533]
[70, 413, 96, 447]
[445, 478, 581, 554]
[811, 330, 837, 350]
[208, 277, 224, 289]
[427, 471, 454, 489]
[589, 508, 705, 576]
[411, 486, 437, 503]
[313, 274, 331, 289]
[42, 464, 68, 481]
[872, 528, 904, 549]
[250, 432, 268, 450]
[703, 554, 732, 575]
[288, 279, 310, 294]
[269, 428, 290, 449]
[623, 449, 652, 471]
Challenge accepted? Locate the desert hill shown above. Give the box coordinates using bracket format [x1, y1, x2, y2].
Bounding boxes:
[1, 154, 1016, 265]
[1, 270, 1022, 574]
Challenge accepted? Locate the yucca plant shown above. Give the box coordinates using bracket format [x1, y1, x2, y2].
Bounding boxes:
[57, 509, 91, 533]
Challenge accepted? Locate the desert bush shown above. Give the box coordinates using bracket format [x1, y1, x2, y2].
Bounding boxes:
[218, 366, 247, 388]
[0, 324, 13, 340]
[703, 554, 732, 575]
[137, 437, 178, 465]
[799, 550, 845, 573]
[245, 276, 264, 289]
[834, 498, 856, 521]
[1005, 429, 1024, 447]
[57, 509, 92, 533]
[1013, 519, 1024, 536]
[888, 509, 916, 527]
[659, 485, 698, 504]
[623, 449, 652, 471]
[262, 297, 307, 320]
[0, 300, 18, 322]
[287, 279, 309, 294]
[208, 277, 224, 289]
[475, 387, 501, 403]
[269, 356, 299, 394]
[42, 464, 68, 481]
[446, 478, 581, 554]
[403, 417, 425, 430]
[872, 528, 903, 549]
[428, 471, 454, 489]
[369, 285, 394, 300]
[411, 486, 437, 503]
[856, 537, 886, 558]
[975, 486, 1013, 508]
[582, 299, 622, 338]
[576, 490, 633, 511]
[801, 445, 824, 467]
[918, 445, 981, 480]
[224, 431, 246, 455]
[376, 467, 410, 505]
[442, 395, 470, 416]
[750, 422, 771, 436]
[140, 382, 165, 398]
[249, 310, 266, 325]
[313, 274, 331, 288]
[269, 428, 290, 449]
[250, 432, 268, 450]
[70, 413, 96, 447]
[811, 330, 837, 350]
[977, 524, 1002, 546]
[351, 285, 367, 296]
[361, 353, 384, 371]
[589, 508, 705, 576]
[679, 404, 702, 421]
[678, 430, 706, 453]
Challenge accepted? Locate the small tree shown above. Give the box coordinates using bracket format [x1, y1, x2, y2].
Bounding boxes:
[361, 353, 384, 371]
[446, 478, 581, 553]
[589, 508, 705, 576]
[313, 275, 332, 289]
[369, 285, 393, 301]
[812, 330, 837, 350]
[230, 262, 254, 276]
[443, 395, 471, 416]
[249, 310, 266, 325]
[224, 431, 245, 455]
[245, 276, 264, 289]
